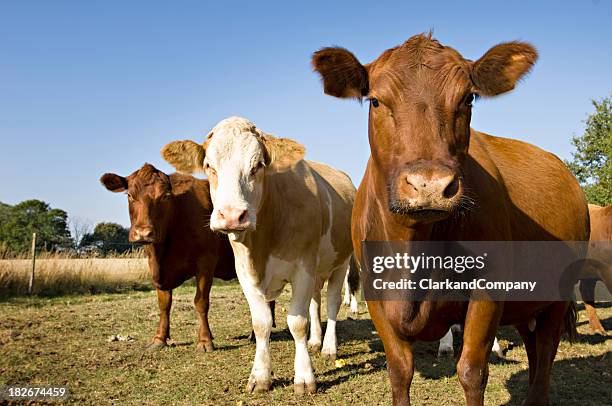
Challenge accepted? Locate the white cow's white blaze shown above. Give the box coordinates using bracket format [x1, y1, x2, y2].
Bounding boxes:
[205, 117, 266, 232]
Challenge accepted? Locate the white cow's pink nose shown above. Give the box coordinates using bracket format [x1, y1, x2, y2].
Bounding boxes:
[216, 207, 250, 231]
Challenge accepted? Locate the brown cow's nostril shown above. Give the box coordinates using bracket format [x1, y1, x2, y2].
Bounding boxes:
[443, 177, 460, 199]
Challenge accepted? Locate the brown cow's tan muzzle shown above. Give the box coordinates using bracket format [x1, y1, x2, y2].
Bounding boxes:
[391, 164, 462, 221]
[129, 226, 155, 244]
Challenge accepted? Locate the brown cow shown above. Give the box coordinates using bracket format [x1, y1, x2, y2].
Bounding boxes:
[579, 204, 612, 334]
[101, 163, 250, 351]
[313, 33, 588, 405]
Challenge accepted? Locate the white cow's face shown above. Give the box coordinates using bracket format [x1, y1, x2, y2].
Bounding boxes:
[161, 116, 305, 242]
[204, 120, 267, 238]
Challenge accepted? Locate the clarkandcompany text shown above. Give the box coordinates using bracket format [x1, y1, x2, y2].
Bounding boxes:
[372, 278, 537, 292]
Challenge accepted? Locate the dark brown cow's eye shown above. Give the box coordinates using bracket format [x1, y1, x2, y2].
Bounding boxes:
[370, 98, 380, 108]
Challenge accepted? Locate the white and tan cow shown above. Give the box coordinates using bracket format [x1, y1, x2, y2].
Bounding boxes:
[162, 117, 355, 394]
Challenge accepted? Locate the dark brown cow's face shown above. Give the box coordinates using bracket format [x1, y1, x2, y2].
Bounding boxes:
[101, 164, 174, 244]
[313, 34, 537, 224]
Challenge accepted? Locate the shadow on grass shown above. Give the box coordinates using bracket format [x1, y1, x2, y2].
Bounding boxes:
[504, 352, 612, 406]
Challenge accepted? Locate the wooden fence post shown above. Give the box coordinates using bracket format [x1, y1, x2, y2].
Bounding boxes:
[28, 232, 36, 295]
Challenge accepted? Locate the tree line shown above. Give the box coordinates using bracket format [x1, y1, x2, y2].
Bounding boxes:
[0, 95, 610, 256]
[0, 200, 135, 258]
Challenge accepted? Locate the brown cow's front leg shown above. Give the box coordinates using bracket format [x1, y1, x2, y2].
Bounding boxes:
[194, 269, 215, 352]
[457, 301, 502, 406]
[523, 301, 568, 406]
[579, 279, 606, 335]
[146, 288, 172, 350]
[368, 301, 414, 406]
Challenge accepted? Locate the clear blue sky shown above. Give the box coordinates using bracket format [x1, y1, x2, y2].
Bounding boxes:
[1, 1, 610, 230]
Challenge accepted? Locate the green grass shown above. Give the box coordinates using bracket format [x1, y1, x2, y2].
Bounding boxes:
[0, 282, 610, 405]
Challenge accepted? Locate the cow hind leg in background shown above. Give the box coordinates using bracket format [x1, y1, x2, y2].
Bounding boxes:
[522, 301, 573, 405]
[194, 265, 215, 352]
[438, 325, 503, 359]
[146, 288, 172, 350]
[308, 278, 323, 353]
[343, 254, 360, 314]
[320, 261, 349, 361]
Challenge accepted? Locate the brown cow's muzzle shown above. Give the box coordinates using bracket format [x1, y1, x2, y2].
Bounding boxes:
[390, 163, 463, 222]
[129, 226, 156, 244]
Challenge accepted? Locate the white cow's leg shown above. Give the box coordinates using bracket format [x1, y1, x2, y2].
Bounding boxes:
[438, 327, 455, 358]
[343, 271, 351, 305]
[349, 292, 358, 315]
[307, 288, 322, 353]
[321, 264, 347, 361]
[491, 336, 503, 358]
[289, 271, 316, 395]
[244, 289, 273, 393]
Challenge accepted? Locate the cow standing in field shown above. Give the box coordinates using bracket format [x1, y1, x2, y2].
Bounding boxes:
[162, 117, 355, 394]
[579, 204, 612, 334]
[313, 33, 588, 405]
[101, 164, 240, 351]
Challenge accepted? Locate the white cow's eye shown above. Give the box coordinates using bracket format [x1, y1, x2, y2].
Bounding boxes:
[250, 162, 263, 177]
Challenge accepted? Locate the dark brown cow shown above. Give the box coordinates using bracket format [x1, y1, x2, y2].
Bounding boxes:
[313, 34, 588, 405]
[579, 204, 612, 334]
[101, 164, 237, 351]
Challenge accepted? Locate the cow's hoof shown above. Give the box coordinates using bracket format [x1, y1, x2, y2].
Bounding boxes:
[591, 327, 606, 335]
[246, 376, 271, 393]
[145, 340, 166, 351]
[307, 342, 321, 353]
[321, 350, 336, 362]
[196, 341, 214, 352]
[294, 381, 316, 395]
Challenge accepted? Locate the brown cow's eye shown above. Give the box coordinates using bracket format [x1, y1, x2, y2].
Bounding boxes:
[370, 98, 380, 108]
[465, 93, 475, 107]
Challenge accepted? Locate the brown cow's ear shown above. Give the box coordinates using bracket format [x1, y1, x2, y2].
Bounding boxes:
[260, 134, 305, 171]
[471, 42, 538, 96]
[161, 140, 205, 174]
[100, 173, 127, 192]
[312, 47, 369, 99]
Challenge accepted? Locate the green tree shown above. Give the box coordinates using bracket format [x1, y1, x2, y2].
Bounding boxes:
[80, 222, 133, 255]
[566, 95, 612, 206]
[0, 200, 73, 254]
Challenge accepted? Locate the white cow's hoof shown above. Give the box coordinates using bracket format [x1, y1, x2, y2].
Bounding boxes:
[294, 381, 316, 395]
[321, 349, 337, 362]
[246, 375, 271, 393]
[307, 341, 321, 353]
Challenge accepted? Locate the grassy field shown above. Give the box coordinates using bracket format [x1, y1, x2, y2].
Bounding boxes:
[0, 258, 149, 297]
[0, 280, 610, 405]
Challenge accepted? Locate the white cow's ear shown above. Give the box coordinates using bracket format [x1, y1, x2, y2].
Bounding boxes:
[260, 134, 305, 171]
[161, 140, 205, 174]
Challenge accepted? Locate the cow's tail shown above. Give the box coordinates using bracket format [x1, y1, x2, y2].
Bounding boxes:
[563, 301, 578, 343]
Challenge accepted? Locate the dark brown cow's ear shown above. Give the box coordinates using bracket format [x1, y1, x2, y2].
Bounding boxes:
[312, 47, 369, 99]
[100, 173, 127, 192]
[161, 140, 205, 174]
[471, 42, 538, 96]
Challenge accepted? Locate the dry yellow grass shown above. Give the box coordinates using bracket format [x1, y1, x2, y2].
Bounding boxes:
[0, 258, 150, 297]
